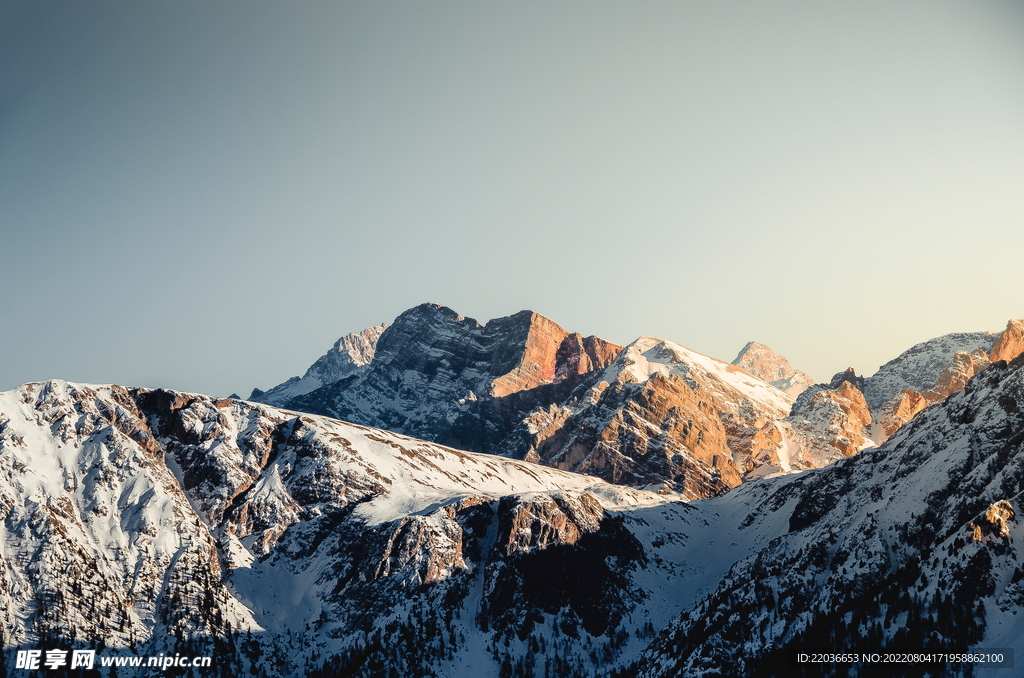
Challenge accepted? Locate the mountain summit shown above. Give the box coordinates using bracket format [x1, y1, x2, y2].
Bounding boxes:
[252, 305, 825, 497]
[5, 308, 1024, 676]
[251, 306, 1024, 500]
[731, 341, 814, 396]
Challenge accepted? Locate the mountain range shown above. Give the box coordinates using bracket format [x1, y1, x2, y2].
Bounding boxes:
[2, 304, 1023, 677]
[251, 304, 1024, 500]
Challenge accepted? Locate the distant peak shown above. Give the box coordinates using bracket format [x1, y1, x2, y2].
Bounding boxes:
[732, 341, 813, 396]
[732, 341, 784, 365]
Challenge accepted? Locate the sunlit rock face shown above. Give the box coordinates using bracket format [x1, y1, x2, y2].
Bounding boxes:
[259, 306, 811, 498]
[635, 357, 1024, 678]
[875, 388, 931, 441]
[861, 331, 1000, 411]
[785, 377, 874, 460]
[990, 318, 1024, 364]
[253, 306, 1024, 500]
[251, 324, 387, 406]
[732, 341, 814, 396]
[855, 319, 1024, 444]
[278, 304, 624, 449]
[922, 349, 992, 401]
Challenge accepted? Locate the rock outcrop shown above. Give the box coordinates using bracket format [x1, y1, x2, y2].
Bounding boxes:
[634, 357, 1024, 678]
[990, 318, 1024, 363]
[517, 336, 797, 498]
[923, 348, 991, 401]
[488, 313, 622, 397]
[874, 388, 931, 440]
[971, 500, 1015, 542]
[785, 377, 874, 461]
[496, 492, 605, 556]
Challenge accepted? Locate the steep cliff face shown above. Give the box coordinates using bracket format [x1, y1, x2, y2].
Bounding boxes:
[634, 355, 1024, 678]
[281, 304, 623, 441]
[785, 378, 874, 461]
[874, 388, 931, 440]
[856, 319, 1024, 445]
[923, 348, 992, 401]
[732, 341, 814, 396]
[989, 318, 1024, 364]
[249, 306, 866, 498]
[532, 370, 738, 498]
[522, 337, 796, 498]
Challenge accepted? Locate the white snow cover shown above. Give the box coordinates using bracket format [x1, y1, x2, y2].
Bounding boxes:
[605, 336, 795, 416]
[0, 379, 683, 675]
[10, 360, 1024, 677]
[0, 381, 262, 648]
[295, 415, 672, 525]
[863, 330, 998, 409]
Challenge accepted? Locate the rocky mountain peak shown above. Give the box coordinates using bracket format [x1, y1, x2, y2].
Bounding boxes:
[305, 323, 386, 379]
[732, 341, 814, 396]
[828, 367, 867, 391]
[331, 324, 386, 366]
[367, 303, 622, 400]
[990, 318, 1024, 363]
[483, 310, 622, 398]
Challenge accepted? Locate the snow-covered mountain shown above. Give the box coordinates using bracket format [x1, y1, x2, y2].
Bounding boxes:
[777, 319, 1024, 461]
[251, 305, 834, 498]
[5, 340, 1024, 676]
[632, 352, 1024, 677]
[861, 330, 1000, 411]
[250, 307, 1024, 504]
[0, 380, 700, 676]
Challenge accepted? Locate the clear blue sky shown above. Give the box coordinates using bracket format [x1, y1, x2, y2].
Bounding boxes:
[2, 1, 1023, 397]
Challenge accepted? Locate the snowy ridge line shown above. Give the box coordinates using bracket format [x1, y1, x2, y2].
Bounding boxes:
[633, 355, 1024, 678]
[0, 378, 696, 677]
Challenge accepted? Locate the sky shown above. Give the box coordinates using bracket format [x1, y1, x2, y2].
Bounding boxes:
[2, 1, 1023, 397]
